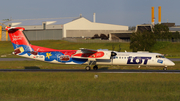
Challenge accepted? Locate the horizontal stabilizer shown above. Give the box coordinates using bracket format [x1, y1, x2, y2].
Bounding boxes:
[6, 27, 25, 31]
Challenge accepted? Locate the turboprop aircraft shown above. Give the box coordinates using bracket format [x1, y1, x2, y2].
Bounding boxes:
[6, 27, 175, 70]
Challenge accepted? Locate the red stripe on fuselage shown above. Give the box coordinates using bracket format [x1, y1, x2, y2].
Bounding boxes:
[30, 45, 77, 55]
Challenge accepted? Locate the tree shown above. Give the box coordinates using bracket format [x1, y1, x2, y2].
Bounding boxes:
[130, 24, 173, 52]
[153, 24, 172, 39]
[172, 31, 180, 39]
[130, 31, 156, 52]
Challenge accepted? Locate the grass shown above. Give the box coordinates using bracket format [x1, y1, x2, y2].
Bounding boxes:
[0, 40, 131, 58]
[0, 72, 180, 101]
[152, 42, 180, 57]
[1, 40, 180, 58]
[29, 40, 131, 51]
[0, 40, 180, 101]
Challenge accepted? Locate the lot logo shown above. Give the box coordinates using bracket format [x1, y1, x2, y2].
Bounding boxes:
[127, 57, 151, 64]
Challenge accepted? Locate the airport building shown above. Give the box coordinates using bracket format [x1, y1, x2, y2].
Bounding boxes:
[1, 15, 128, 41]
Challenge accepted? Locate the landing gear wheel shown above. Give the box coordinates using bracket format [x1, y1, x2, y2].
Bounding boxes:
[85, 66, 91, 71]
[163, 67, 167, 71]
[93, 65, 98, 70]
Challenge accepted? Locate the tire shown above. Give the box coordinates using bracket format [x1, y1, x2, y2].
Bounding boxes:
[93, 65, 98, 70]
[163, 67, 167, 71]
[85, 66, 91, 71]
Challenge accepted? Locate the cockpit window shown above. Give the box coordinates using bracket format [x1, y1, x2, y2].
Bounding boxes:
[156, 55, 165, 58]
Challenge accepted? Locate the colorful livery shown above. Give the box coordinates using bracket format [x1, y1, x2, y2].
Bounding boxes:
[6, 27, 175, 70]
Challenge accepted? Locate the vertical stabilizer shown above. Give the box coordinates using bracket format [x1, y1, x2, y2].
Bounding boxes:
[5, 27, 32, 55]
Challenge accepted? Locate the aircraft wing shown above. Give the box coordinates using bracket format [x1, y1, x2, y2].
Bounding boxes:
[80, 48, 97, 53]
[72, 48, 111, 59]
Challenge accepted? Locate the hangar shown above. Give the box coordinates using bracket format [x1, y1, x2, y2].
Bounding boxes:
[5, 16, 128, 41]
[63, 17, 128, 38]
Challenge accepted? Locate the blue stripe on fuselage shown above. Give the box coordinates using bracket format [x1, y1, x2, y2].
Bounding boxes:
[39, 52, 88, 64]
[12, 43, 87, 64]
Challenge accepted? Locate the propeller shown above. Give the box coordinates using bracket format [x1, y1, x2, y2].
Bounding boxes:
[110, 45, 117, 66]
[118, 44, 121, 52]
[111, 51, 117, 57]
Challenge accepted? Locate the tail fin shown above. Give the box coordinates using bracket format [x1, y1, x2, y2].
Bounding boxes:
[6, 27, 33, 55]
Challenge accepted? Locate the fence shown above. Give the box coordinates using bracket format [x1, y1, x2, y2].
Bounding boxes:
[63, 38, 130, 43]
[63, 38, 180, 43]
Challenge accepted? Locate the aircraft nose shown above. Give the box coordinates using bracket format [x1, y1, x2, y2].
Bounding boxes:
[171, 61, 175, 66]
[166, 60, 175, 66]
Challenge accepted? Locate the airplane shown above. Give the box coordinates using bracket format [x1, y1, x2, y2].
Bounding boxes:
[6, 27, 175, 71]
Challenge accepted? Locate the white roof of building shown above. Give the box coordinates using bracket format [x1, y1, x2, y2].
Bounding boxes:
[7, 17, 78, 26]
[5, 17, 129, 31]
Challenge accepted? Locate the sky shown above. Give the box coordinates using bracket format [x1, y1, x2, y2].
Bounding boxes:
[1, 0, 180, 26]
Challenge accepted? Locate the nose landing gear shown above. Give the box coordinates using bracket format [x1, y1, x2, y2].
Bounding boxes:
[163, 66, 167, 71]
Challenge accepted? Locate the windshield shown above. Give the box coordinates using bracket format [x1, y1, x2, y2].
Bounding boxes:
[156, 55, 165, 58]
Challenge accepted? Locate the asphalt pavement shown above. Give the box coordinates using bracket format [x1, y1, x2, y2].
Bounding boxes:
[0, 69, 180, 73]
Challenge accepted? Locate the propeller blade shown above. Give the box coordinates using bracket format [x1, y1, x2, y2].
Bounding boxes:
[111, 45, 117, 66]
[118, 44, 121, 52]
[112, 45, 115, 51]
[110, 52, 117, 66]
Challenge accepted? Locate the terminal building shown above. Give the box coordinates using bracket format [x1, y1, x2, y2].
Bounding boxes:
[4, 16, 128, 41]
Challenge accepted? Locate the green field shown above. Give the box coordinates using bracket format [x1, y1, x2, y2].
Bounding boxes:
[0, 72, 180, 101]
[0, 40, 180, 101]
[1, 40, 180, 58]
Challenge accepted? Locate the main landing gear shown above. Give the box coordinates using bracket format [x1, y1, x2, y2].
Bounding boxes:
[85, 60, 98, 71]
[93, 65, 98, 70]
[85, 65, 98, 71]
[85, 66, 91, 71]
